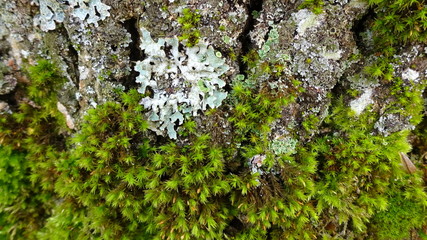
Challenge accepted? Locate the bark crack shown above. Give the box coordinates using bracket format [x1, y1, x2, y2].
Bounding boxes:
[121, 18, 144, 90]
[237, 0, 263, 76]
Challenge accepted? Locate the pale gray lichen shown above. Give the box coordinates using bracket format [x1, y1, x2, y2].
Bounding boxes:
[293, 9, 320, 37]
[350, 88, 373, 115]
[329, 0, 350, 5]
[69, 0, 111, 26]
[34, 0, 65, 32]
[0, 101, 11, 114]
[402, 68, 420, 82]
[135, 27, 229, 139]
[375, 114, 415, 136]
[34, 0, 110, 32]
[269, 137, 298, 155]
[258, 24, 280, 59]
[0, 63, 16, 95]
[271, 8, 346, 89]
[347, 73, 380, 91]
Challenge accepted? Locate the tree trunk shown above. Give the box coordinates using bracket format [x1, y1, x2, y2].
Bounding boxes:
[1, 0, 426, 239]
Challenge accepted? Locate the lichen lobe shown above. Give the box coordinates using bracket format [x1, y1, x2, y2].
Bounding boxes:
[135, 27, 230, 139]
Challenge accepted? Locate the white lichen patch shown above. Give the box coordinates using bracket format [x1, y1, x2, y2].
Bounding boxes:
[0, 101, 11, 114]
[375, 114, 414, 136]
[269, 137, 298, 155]
[320, 47, 343, 60]
[135, 27, 229, 139]
[34, 0, 110, 32]
[347, 73, 380, 90]
[292, 9, 321, 37]
[402, 68, 420, 82]
[70, 0, 110, 26]
[34, 0, 65, 31]
[350, 88, 373, 115]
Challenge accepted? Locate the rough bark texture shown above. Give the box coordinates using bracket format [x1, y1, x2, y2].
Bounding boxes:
[1, 0, 427, 239]
[1, 0, 425, 138]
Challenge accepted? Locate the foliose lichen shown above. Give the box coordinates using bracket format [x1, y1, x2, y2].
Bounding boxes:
[269, 137, 298, 155]
[135, 27, 230, 139]
[34, 0, 111, 32]
[34, 0, 65, 32]
[258, 24, 279, 59]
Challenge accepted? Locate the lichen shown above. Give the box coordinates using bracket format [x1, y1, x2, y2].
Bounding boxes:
[258, 24, 279, 59]
[34, 0, 111, 32]
[375, 114, 414, 136]
[249, 154, 266, 174]
[0, 62, 16, 95]
[350, 88, 374, 115]
[69, 0, 110, 26]
[269, 137, 298, 155]
[401, 68, 420, 82]
[34, 0, 65, 32]
[135, 27, 229, 139]
[293, 9, 321, 36]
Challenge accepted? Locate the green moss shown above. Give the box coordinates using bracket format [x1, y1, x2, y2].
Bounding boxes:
[144, 135, 239, 239]
[390, 77, 425, 125]
[370, 191, 427, 239]
[177, 8, 201, 47]
[346, 89, 361, 98]
[229, 85, 290, 142]
[51, 89, 151, 239]
[0, 60, 67, 239]
[0, 146, 37, 239]
[364, 57, 395, 83]
[2, 3, 427, 237]
[302, 114, 320, 132]
[298, 0, 324, 14]
[241, 49, 260, 70]
[367, 0, 427, 56]
[0, 59, 67, 174]
[309, 97, 427, 234]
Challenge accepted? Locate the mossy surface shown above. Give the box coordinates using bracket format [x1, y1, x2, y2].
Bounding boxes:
[1, 0, 427, 239]
[0, 60, 67, 239]
[367, 0, 427, 56]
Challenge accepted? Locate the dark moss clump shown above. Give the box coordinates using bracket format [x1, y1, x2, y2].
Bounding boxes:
[368, 0, 427, 56]
[47, 89, 152, 239]
[0, 60, 68, 238]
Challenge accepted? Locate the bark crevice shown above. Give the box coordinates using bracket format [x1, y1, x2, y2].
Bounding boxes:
[237, 0, 263, 76]
[121, 17, 144, 90]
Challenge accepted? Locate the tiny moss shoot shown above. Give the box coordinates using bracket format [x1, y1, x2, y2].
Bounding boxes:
[177, 8, 202, 47]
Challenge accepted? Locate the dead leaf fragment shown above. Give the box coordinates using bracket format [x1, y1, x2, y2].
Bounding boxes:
[399, 152, 417, 174]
